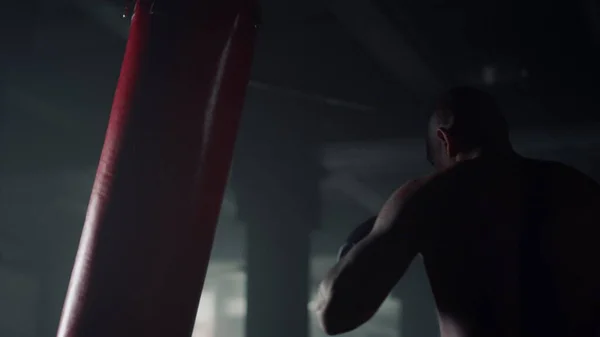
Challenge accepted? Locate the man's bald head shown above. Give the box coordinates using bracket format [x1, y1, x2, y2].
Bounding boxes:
[426, 86, 511, 169]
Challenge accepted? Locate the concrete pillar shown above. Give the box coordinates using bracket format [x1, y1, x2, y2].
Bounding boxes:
[232, 93, 320, 337]
[245, 213, 311, 337]
[0, 1, 39, 158]
[214, 276, 239, 337]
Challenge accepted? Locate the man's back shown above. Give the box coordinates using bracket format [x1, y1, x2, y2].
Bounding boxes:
[417, 154, 600, 337]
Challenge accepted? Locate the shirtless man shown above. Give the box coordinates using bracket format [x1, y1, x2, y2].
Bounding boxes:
[315, 87, 600, 337]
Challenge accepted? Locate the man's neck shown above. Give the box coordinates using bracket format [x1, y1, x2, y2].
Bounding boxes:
[456, 144, 515, 163]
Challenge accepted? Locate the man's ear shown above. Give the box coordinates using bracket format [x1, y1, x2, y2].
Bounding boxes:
[436, 127, 452, 156]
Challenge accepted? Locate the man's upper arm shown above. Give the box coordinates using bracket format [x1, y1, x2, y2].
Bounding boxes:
[317, 178, 431, 334]
[552, 164, 600, 297]
[374, 178, 426, 234]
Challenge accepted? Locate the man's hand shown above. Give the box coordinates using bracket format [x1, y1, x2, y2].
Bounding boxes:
[315, 179, 427, 335]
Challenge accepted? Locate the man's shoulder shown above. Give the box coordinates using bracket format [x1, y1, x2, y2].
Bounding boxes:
[374, 178, 433, 233]
[531, 158, 600, 203]
[522, 157, 599, 189]
[385, 175, 443, 217]
[392, 177, 429, 200]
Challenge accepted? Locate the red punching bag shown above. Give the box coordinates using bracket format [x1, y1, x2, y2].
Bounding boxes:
[56, 1, 258, 336]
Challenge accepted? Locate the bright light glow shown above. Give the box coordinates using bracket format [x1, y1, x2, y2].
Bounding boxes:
[308, 299, 319, 312]
[482, 66, 497, 85]
[223, 296, 328, 318]
[224, 297, 247, 317]
[192, 291, 216, 337]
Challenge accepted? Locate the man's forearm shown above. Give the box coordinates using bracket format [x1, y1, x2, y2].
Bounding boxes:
[315, 280, 376, 335]
[315, 247, 378, 335]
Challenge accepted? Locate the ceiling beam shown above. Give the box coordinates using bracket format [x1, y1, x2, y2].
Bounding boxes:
[73, 0, 129, 39]
[322, 125, 600, 173]
[321, 173, 385, 213]
[329, 0, 444, 99]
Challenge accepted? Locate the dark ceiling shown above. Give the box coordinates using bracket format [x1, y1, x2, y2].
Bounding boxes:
[2, 0, 599, 165]
[0, 0, 598, 236]
[1, 0, 599, 226]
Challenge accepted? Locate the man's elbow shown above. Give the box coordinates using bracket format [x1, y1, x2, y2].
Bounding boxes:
[316, 307, 349, 335]
[315, 302, 370, 335]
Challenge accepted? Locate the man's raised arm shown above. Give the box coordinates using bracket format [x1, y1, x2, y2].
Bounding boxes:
[315, 179, 427, 335]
